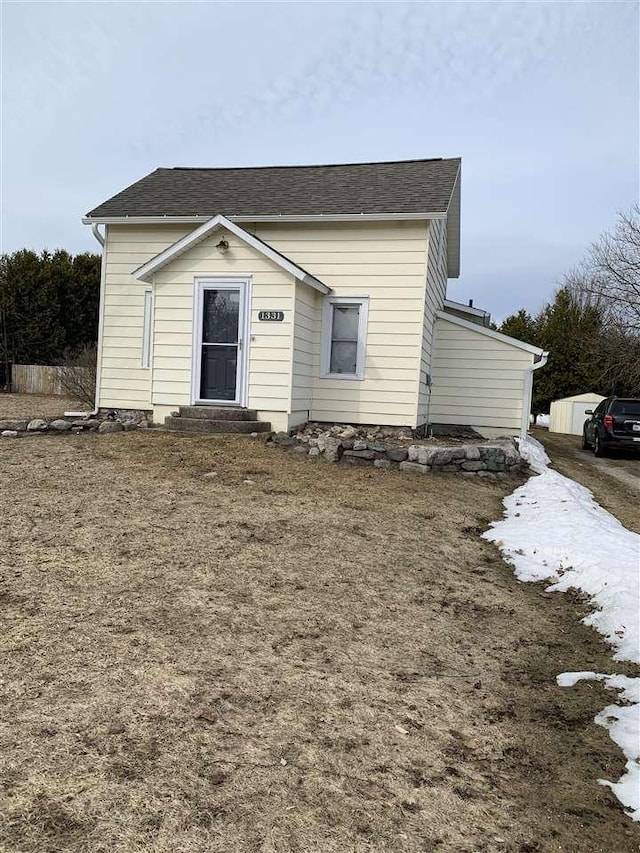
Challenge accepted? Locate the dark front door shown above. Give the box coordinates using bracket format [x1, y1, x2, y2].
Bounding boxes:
[199, 287, 241, 401]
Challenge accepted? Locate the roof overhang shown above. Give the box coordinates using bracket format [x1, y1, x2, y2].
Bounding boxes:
[132, 214, 331, 294]
[436, 310, 544, 356]
[83, 211, 448, 225]
[445, 163, 461, 278]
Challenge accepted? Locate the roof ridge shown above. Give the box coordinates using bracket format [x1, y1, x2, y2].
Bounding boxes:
[164, 157, 460, 172]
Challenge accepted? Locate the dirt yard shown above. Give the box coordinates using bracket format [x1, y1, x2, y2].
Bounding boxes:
[0, 393, 85, 420]
[1, 430, 638, 853]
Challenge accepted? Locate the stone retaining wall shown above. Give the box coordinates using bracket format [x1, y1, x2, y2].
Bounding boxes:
[270, 429, 522, 476]
[0, 413, 151, 438]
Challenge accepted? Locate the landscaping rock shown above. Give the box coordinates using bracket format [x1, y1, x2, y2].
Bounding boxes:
[465, 445, 481, 461]
[292, 445, 308, 454]
[431, 448, 455, 466]
[353, 440, 368, 451]
[461, 460, 485, 471]
[323, 437, 343, 463]
[49, 419, 72, 432]
[373, 458, 391, 469]
[386, 448, 408, 462]
[122, 421, 138, 431]
[479, 446, 506, 472]
[339, 426, 357, 439]
[27, 419, 48, 432]
[308, 447, 320, 457]
[399, 461, 430, 474]
[98, 420, 124, 434]
[366, 443, 386, 453]
[0, 419, 27, 431]
[343, 449, 375, 460]
[273, 431, 295, 446]
[71, 419, 99, 430]
[1, 430, 18, 438]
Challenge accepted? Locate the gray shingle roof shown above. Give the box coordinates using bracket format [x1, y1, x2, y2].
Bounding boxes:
[85, 158, 461, 219]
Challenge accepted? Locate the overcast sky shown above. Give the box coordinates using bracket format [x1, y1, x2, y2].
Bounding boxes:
[2, 0, 638, 321]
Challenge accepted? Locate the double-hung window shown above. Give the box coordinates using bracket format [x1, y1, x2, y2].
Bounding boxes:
[321, 296, 369, 379]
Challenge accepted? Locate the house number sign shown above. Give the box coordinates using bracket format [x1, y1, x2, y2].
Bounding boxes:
[258, 310, 285, 321]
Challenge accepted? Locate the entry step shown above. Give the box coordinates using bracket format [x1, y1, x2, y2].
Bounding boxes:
[178, 406, 259, 421]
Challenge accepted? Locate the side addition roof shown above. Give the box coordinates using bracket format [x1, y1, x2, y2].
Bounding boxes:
[436, 310, 545, 357]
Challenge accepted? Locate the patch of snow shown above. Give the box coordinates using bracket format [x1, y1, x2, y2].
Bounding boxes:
[484, 436, 640, 820]
[535, 413, 550, 428]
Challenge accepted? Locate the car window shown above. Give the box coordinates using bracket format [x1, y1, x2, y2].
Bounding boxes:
[594, 401, 606, 416]
[611, 400, 640, 417]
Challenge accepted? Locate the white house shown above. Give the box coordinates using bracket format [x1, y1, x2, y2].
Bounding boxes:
[83, 158, 547, 437]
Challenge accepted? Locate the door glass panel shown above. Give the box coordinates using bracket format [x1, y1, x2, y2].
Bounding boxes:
[202, 289, 240, 343]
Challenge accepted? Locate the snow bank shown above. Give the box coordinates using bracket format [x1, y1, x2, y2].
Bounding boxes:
[484, 436, 640, 820]
[535, 413, 550, 428]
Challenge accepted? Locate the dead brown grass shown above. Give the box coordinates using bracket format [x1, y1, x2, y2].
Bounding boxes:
[0, 432, 638, 853]
[0, 393, 85, 420]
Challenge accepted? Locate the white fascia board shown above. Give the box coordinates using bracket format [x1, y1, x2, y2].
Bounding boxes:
[82, 211, 447, 225]
[132, 214, 331, 294]
[436, 310, 544, 356]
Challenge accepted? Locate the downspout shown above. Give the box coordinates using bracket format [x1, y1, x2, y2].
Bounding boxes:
[90, 224, 106, 415]
[520, 351, 549, 442]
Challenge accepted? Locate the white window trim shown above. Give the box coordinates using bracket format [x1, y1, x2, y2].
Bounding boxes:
[320, 295, 369, 380]
[142, 288, 153, 369]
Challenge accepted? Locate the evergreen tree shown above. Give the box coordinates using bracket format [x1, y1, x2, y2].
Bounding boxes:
[499, 309, 539, 347]
[0, 248, 100, 365]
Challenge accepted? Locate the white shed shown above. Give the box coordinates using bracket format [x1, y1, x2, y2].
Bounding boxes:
[549, 392, 606, 435]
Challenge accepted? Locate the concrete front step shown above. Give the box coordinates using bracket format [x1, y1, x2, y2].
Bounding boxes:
[178, 406, 259, 421]
[164, 416, 271, 434]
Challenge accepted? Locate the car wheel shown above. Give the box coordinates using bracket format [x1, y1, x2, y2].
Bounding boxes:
[582, 430, 591, 450]
[593, 431, 606, 457]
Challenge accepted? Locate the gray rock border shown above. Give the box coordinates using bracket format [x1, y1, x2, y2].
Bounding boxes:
[0, 409, 153, 438]
[269, 428, 523, 476]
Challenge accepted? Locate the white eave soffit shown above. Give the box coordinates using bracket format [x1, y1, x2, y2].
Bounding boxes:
[131, 214, 331, 293]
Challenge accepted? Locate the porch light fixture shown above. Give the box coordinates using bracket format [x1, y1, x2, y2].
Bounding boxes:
[215, 237, 229, 254]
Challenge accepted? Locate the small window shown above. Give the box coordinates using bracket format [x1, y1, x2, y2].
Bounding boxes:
[142, 289, 153, 369]
[321, 296, 369, 379]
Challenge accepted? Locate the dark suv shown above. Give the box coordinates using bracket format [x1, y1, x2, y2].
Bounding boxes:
[582, 397, 640, 456]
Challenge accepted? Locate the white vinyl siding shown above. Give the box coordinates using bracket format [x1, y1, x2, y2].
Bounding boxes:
[152, 232, 294, 412]
[141, 289, 153, 369]
[99, 220, 436, 428]
[261, 221, 428, 427]
[98, 226, 180, 409]
[417, 219, 448, 425]
[429, 317, 535, 435]
[290, 280, 319, 420]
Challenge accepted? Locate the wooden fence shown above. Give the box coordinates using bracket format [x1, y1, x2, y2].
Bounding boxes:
[11, 364, 80, 396]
